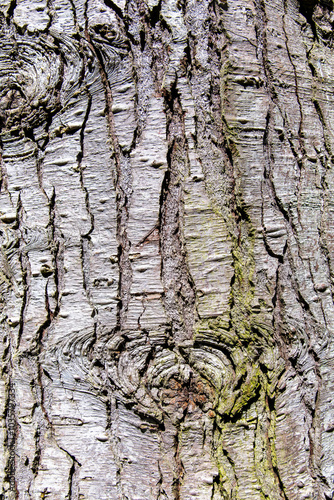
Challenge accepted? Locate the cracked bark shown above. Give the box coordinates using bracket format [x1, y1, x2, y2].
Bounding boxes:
[1, 0, 334, 499]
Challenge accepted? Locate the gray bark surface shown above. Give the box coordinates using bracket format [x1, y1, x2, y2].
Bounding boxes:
[0, 0, 334, 498]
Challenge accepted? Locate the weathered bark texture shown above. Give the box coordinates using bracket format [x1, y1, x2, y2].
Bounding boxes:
[0, 0, 334, 498]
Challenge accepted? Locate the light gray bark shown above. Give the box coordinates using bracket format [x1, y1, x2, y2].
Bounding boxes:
[0, 0, 334, 498]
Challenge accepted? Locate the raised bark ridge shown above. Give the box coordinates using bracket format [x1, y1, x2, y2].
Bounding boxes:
[0, 0, 334, 498]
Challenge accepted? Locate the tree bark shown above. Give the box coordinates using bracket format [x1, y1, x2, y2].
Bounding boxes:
[0, 0, 334, 498]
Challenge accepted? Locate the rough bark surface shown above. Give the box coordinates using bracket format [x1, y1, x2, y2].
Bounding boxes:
[0, 0, 334, 498]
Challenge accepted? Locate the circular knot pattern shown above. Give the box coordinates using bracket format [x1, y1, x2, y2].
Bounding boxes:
[0, 34, 63, 132]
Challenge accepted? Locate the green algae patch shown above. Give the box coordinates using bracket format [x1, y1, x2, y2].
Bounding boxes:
[230, 367, 261, 417]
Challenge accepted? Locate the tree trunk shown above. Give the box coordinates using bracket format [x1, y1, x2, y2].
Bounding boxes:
[0, 0, 334, 498]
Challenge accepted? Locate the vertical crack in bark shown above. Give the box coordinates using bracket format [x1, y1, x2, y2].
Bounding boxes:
[67, 0, 79, 30]
[223, 446, 238, 496]
[172, 429, 184, 500]
[137, 292, 146, 330]
[160, 78, 197, 346]
[282, 0, 306, 228]
[66, 460, 75, 500]
[156, 461, 167, 500]
[261, 112, 285, 264]
[58, 445, 81, 500]
[21, 190, 60, 480]
[58, 446, 81, 500]
[6, 0, 17, 25]
[264, 394, 289, 500]
[84, 17, 132, 335]
[48, 187, 60, 319]
[109, 400, 127, 500]
[77, 92, 96, 317]
[103, 0, 124, 21]
[262, 106, 289, 362]
[30, 423, 40, 477]
[306, 44, 334, 304]
[3, 379, 18, 498]
[308, 362, 323, 495]
[34, 289, 53, 426]
[255, 0, 304, 178]
[17, 195, 28, 350]
[78, 94, 93, 238]
[283, 0, 305, 152]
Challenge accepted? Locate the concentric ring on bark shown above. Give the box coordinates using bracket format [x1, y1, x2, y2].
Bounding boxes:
[0, 29, 101, 134]
[0, 35, 62, 132]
